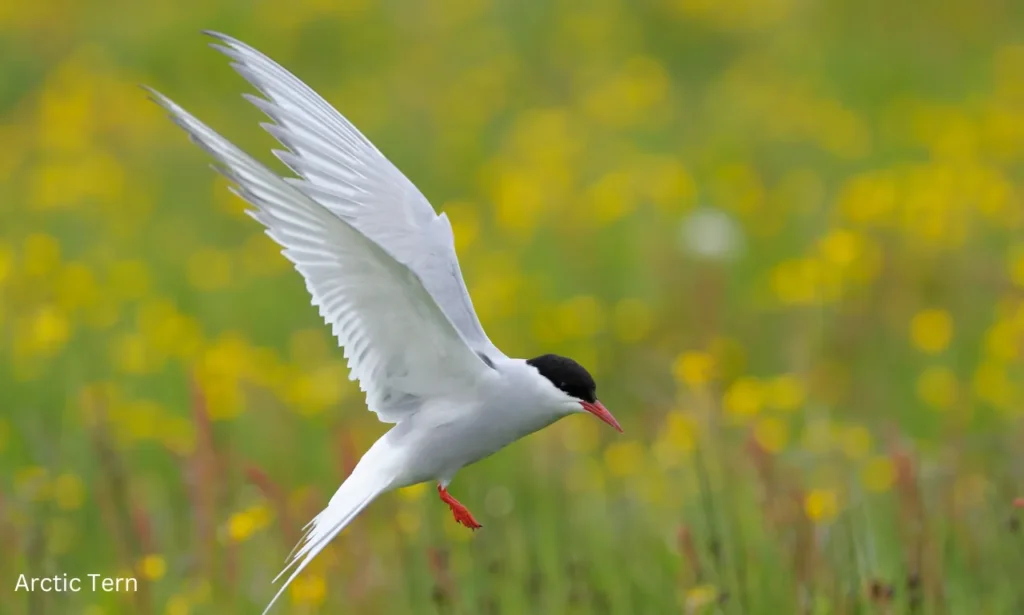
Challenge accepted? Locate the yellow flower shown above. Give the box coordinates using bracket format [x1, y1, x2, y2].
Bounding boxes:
[442, 201, 479, 253]
[139, 554, 166, 581]
[909, 308, 953, 353]
[837, 171, 896, 226]
[225, 504, 272, 543]
[53, 473, 85, 510]
[583, 58, 669, 129]
[723, 377, 763, 419]
[753, 417, 788, 453]
[290, 574, 326, 606]
[227, 511, 256, 543]
[916, 366, 958, 410]
[201, 379, 244, 421]
[398, 483, 428, 501]
[804, 488, 839, 523]
[771, 258, 826, 305]
[861, 456, 896, 492]
[286, 362, 348, 415]
[818, 228, 862, 267]
[165, 594, 190, 615]
[672, 352, 715, 388]
[764, 374, 805, 411]
[973, 361, 1014, 410]
[683, 584, 720, 611]
[0, 241, 12, 285]
[1010, 244, 1024, 288]
[984, 319, 1019, 362]
[30, 305, 71, 355]
[213, 175, 248, 218]
[115, 399, 162, 442]
[491, 166, 546, 236]
[248, 504, 272, 529]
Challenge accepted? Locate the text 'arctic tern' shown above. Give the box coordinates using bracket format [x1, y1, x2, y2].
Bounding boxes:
[147, 31, 623, 614]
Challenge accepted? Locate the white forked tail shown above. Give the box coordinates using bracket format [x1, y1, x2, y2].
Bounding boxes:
[143, 84, 405, 615]
[137, 93, 392, 613]
[262, 467, 387, 615]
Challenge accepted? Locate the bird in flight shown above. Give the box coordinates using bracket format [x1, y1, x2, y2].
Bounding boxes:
[146, 31, 623, 614]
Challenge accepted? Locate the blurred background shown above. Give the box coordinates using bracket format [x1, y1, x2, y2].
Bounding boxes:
[3, 0, 1024, 613]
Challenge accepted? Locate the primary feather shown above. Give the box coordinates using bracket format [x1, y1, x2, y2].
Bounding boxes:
[145, 88, 489, 423]
[203, 30, 504, 361]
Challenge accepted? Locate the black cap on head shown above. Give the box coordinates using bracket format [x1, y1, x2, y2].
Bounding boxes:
[526, 354, 596, 403]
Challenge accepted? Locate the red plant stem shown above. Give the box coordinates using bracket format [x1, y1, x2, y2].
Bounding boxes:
[87, 391, 152, 615]
[244, 463, 298, 546]
[132, 505, 155, 555]
[677, 525, 705, 584]
[189, 375, 217, 577]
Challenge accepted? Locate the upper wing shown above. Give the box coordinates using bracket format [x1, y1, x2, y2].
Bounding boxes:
[203, 31, 504, 361]
[148, 88, 493, 423]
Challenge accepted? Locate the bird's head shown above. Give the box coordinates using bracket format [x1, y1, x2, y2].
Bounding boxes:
[525, 354, 622, 432]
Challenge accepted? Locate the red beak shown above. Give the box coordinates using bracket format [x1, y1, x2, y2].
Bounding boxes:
[581, 400, 623, 433]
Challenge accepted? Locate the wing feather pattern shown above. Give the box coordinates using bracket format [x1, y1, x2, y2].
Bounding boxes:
[204, 31, 503, 360]
[147, 88, 489, 423]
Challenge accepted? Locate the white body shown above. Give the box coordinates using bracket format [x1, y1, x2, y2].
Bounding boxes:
[148, 32, 593, 614]
[370, 356, 568, 489]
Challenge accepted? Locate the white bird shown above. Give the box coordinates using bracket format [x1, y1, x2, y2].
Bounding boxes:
[147, 31, 623, 614]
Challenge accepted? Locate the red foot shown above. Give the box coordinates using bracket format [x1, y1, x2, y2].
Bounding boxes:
[437, 485, 482, 530]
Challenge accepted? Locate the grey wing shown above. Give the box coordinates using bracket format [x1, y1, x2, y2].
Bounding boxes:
[204, 31, 504, 361]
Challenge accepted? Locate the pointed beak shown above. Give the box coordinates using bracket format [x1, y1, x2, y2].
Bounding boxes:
[580, 400, 623, 433]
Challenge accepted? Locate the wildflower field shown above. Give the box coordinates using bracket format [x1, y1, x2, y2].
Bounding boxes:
[3, 0, 1024, 613]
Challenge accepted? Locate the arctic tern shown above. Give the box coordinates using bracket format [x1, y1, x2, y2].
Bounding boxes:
[147, 31, 623, 614]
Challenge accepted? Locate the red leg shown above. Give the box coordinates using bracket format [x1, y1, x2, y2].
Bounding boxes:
[437, 484, 482, 530]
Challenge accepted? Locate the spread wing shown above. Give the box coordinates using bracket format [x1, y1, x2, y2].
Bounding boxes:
[204, 31, 504, 361]
[148, 88, 493, 423]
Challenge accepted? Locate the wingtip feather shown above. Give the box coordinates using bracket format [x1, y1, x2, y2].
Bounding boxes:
[202, 29, 231, 42]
